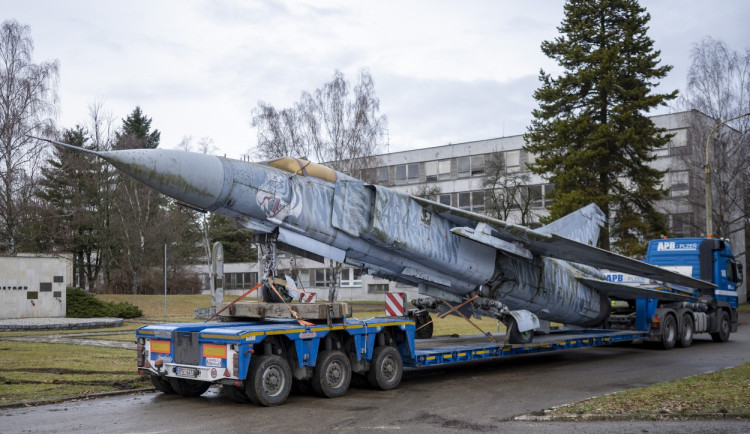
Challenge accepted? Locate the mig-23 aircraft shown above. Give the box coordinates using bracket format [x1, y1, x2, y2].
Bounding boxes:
[38, 139, 715, 343]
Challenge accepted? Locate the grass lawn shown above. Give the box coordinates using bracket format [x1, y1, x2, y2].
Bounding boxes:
[0, 341, 150, 405]
[546, 362, 750, 419]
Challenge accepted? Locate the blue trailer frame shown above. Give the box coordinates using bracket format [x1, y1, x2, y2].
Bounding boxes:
[136, 316, 650, 406]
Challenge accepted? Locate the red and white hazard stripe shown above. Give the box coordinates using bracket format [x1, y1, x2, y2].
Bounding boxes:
[300, 292, 317, 303]
[385, 292, 406, 317]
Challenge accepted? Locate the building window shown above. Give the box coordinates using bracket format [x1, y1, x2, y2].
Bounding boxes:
[671, 213, 692, 237]
[225, 272, 258, 290]
[505, 150, 520, 172]
[424, 161, 437, 182]
[668, 171, 689, 196]
[395, 163, 419, 185]
[438, 159, 451, 180]
[457, 156, 470, 178]
[314, 269, 330, 287]
[471, 155, 485, 177]
[528, 184, 543, 209]
[458, 192, 471, 209]
[340, 268, 363, 287]
[472, 191, 485, 212]
[543, 183, 555, 206]
[367, 283, 389, 294]
[439, 194, 451, 206]
[377, 167, 389, 184]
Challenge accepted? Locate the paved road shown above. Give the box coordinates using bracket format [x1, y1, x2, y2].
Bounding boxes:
[1, 315, 749, 433]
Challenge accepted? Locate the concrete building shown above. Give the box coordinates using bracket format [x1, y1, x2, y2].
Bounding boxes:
[0, 254, 73, 319]
[198, 110, 746, 303]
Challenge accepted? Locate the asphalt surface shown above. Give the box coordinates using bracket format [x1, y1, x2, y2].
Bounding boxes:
[1, 314, 749, 433]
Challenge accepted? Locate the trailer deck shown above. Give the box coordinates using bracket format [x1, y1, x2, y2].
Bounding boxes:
[409, 329, 649, 367]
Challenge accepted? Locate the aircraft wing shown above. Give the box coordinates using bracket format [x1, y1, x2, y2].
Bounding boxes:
[413, 197, 716, 291]
[578, 278, 694, 302]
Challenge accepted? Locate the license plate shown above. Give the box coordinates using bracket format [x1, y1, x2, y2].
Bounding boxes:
[175, 366, 199, 377]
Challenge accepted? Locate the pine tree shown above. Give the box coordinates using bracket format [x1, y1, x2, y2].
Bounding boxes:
[115, 106, 161, 149]
[111, 107, 165, 293]
[524, 0, 676, 255]
[37, 126, 109, 290]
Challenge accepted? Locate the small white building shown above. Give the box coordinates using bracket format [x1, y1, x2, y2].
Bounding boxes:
[0, 254, 72, 319]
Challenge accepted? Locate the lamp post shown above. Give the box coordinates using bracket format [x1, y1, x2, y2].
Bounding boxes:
[704, 112, 750, 238]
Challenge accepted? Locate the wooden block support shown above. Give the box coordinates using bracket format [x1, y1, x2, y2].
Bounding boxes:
[217, 301, 352, 321]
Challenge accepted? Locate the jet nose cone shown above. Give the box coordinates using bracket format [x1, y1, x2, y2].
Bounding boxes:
[101, 149, 226, 209]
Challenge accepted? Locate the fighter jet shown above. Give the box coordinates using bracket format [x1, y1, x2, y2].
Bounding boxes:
[37, 139, 714, 342]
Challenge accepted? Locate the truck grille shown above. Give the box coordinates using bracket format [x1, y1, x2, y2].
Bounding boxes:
[174, 331, 201, 365]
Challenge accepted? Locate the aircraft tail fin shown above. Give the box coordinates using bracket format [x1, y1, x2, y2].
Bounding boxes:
[533, 203, 605, 246]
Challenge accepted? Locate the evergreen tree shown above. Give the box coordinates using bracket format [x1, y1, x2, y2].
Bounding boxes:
[37, 126, 108, 290]
[207, 213, 256, 263]
[111, 107, 166, 293]
[524, 0, 676, 255]
[115, 106, 161, 149]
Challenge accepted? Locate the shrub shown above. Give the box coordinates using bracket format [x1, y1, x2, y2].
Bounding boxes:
[66, 287, 142, 319]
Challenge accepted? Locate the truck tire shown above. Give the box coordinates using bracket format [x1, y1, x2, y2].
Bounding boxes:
[150, 375, 176, 394]
[168, 378, 211, 397]
[660, 314, 677, 350]
[678, 313, 694, 348]
[245, 355, 292, 406]
[366, 345, 403, 391]
[711, 310, 731, 342]
[413, 311, 433, 339]
[311, 350, 351, 398]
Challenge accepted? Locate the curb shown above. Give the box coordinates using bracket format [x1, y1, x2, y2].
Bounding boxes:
[0, 388, 156, 410]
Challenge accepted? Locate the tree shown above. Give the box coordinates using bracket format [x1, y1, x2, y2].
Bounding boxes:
[111, 107, 166, 293]
[0, 19, 59, 255]
[524, 0, 676, 255]
[675, 38, 750, 240]
[482, 152, 541, 226]
[206, 213, 256, 263]
[252, 69, 387, 301]
[251, 69, 387, 173]
[37, 125, 108, 290]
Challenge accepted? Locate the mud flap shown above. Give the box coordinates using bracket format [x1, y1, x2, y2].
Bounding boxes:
[509, 310, 540, 333]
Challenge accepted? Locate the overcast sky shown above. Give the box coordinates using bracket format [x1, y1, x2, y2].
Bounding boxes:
[5, 0, 750, 157]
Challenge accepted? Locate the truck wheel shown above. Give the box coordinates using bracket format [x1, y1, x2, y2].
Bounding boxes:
[413, 311, 433, 339]
[660, 314, 677, 350]
[150, 375, 175, 394]
[678, 313, 694, 348]
[245, 355, 292, 406]
[311, 350, 351, 398]
[508, 318, 533, 344]
[711, 310, 731, 342]
[366, 345, 403, 391]
[168, 378, 211, 397]
[224, 385, 251, 403]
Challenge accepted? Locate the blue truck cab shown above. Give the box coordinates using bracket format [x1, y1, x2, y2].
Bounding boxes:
[609, 237, 743, 348]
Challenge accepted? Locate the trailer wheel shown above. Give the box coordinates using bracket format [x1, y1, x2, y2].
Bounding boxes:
[311, 350, 351, 398]
[168, 378, 211, 397]
[150, 375, 175, 394]
[245, 355, 292, 406]
[224, 385, 251, 403]
[678, 313, 694, 348]
[413, 311, 433, 339]
[711, 310, 731, 342]
[508, 318, 533, 344]
[366, 345, 403, 391]
[660, 314, 677, 350]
